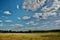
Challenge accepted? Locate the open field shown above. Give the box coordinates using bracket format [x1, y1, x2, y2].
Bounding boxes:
[0, 32, 60, 40]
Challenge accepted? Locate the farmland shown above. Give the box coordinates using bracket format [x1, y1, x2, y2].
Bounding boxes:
[0, 32, 60, 40]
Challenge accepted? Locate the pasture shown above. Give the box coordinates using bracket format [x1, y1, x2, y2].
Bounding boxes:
[0, 32, 60, 40]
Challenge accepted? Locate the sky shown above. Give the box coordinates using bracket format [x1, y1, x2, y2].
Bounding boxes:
[0, 0, 60, 31]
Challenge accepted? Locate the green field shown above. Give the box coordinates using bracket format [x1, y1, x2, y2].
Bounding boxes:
[0, 32, 60, 40]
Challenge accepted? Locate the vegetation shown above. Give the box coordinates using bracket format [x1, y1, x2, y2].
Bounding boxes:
[0, 29, 60, 33]
[0, 29, 60, 40]
[0, 32, 60, 40]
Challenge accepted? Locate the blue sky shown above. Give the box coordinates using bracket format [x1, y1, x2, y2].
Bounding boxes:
[0, 0, 60, 31]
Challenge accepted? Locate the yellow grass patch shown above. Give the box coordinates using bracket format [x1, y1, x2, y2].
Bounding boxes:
[0, 32, 60, 40]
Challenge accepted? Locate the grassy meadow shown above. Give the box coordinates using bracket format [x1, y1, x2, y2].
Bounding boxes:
[0, 32, 60, 40]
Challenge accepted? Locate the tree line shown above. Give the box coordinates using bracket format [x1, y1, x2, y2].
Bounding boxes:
[0, 29, 60, 33]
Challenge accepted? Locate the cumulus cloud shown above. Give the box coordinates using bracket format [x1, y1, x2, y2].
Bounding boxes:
[5, 20, 12, 23]
[2, 16, 8, 18]
[33, 13, 43, 19]
[33, 12, 57, 19]
[10, 24, 24, 27]
[4, 11, 11, 15]
[40, 21, 50, 28]
[0, 20, 2, 22]
[40, 0, 60, 19]
[42, 12, 57, 19]
[38, 22, 54, 30]
[54, 20, 60, 25]
[17, 5, 20, 9]
[23, 0, 59, 20]
[26, 21, 34, 24]
[40, 20, 60, 30]
[42, 0, 60, 12]
[22, 16, 30, 20]
[17, 17, 21, 20]
[0, 24, 3, 26]
[22, 0, 60, 20]
[59, 13, 60, 16]
[22, 0, 46, 11]
[55, 20, 60, 23]
[22, 0, 60, 15]
[26, 21, 38, 26]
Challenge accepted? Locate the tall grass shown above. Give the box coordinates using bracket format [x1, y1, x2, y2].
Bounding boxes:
[0, 32, 60, 40]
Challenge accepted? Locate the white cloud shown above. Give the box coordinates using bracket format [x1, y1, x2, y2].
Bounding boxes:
[55, 20, 60, 23]
[40, 20, 60, 30]
[22, 16, 30, 20]
[26, 21, 34, 24]
[42, 12, 57, 19]
[0, 24, 3, 26]
[6, 28, 11, 31]
[22, 0, 60, 14]
[22, 0, 59, 20]
[22, 0, 46, 11]
[17, 5, 20, 9]
[14, 24, 24, 27]
[41, 21, 50, 28]
[54, 20, 60, 25]
[0, 20, 2, 22]
[2, 16, 8, 19]
[17, 17, 21, 20]
[33, 12, 57, 19]
[10, 24, 15, 27]
[26, 21, 38, 26]
[59, 13, 60, 16]
[5, 20, 12, 23]
[31, 23, 38, 26]
[40, 0, 60, 19]
[42, 0, 60, 12]
[33, 13, 43, 19]
[10, 24, 24, 27]
[4, 11, 11, 15]
[43, 21, 50, 25]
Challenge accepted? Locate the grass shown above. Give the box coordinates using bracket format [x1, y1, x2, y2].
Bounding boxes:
[0, 32, 60, 40]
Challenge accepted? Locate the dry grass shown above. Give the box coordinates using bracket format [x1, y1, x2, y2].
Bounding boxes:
[0, 32, 60, 40]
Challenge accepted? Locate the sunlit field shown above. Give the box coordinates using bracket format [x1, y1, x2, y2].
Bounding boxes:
[0, 32, 60, 40]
